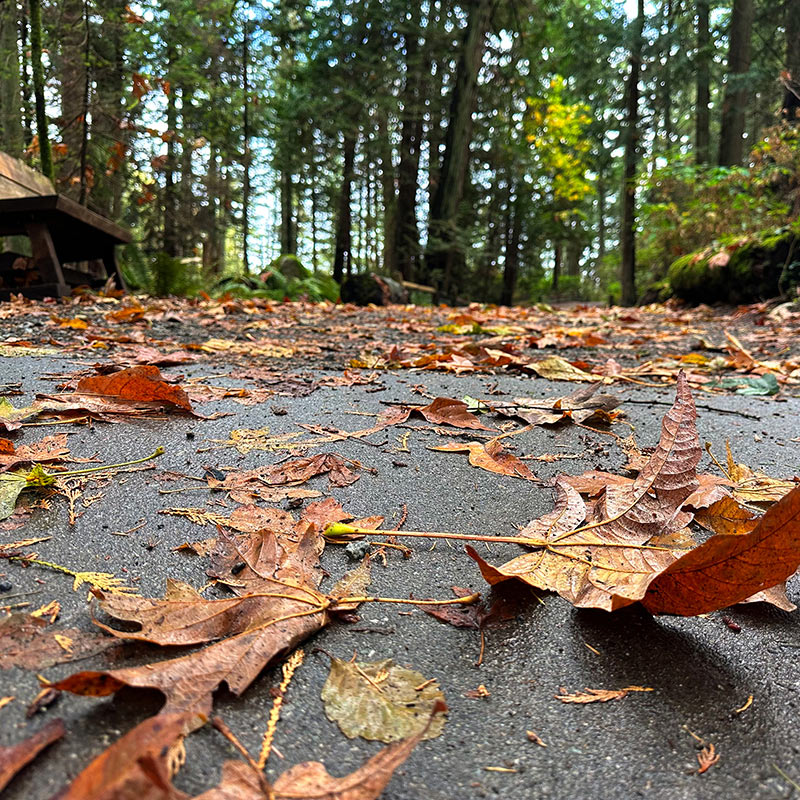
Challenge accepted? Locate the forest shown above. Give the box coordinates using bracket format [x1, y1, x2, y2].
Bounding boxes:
[0, 0, 799, 305]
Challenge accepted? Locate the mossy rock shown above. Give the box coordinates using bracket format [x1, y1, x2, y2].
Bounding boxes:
[668, 227, 799, 303]
[270, 254, 310, 280]
[638, 280, 673, 305]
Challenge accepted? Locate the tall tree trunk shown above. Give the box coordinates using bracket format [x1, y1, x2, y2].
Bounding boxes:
[501, 192, 522, 306]
[162, 45, 179, 257]
[695, 0, 711, 163]
[620, 0, 644, 307]
[242, 18, 251, 273]
[279, 170, 296, 255]
[332, 130, 356, 284]
[375, 113, 398, 275]
[29, 0, 54, 182]
[395, 2, 429, 281]
[551, 241, 562, 290]
[718, 0, 754, 166]
[424, 0, 492, 297]
[0, 0, 24, 156]
[596, 176, 607, 267]
[782, 0, 800, 122]
[92, 0, 126, 217]
[58, 0, 87, 194]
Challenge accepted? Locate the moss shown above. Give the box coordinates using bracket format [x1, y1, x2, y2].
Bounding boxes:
[270, 253, 310, 280]
[668, 226, 799, 303]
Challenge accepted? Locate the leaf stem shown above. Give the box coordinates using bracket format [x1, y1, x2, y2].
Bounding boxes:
[56, 446, 165, 478]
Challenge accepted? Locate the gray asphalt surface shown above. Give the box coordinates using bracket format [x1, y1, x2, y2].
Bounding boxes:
[1, 353, 799, 800]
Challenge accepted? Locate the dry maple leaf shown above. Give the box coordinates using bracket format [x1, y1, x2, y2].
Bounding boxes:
[431, 440, 536, 480]
[0, 718, 65, 792]
[555, 686, 653, 704]
[75, 365, 194, 411]
[51, 529, 330, 719]
[468, 373, 706, 610]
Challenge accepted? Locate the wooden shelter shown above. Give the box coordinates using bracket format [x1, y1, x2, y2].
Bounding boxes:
[0, 152, 129, 299]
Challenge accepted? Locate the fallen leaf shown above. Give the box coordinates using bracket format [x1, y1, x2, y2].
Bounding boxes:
[321, 656, 446, 742]
[0, 718, 65, 792]
[432, 440, 536, 480]
[555, 686, 653, 704]
[0, 397, 40, 431]
[55, 713, 197, 799]
[193, 716, 433, 800]
[0, 614, 117, 670]
[76, 365, 193, 411]
[528, 356, 603, 382]
[0, 434, 70, 473]
[377, 397, 495, 431]
[499, 384, 620, 427]
[52, 529, 330, 718]
[642, 485, 800, 615]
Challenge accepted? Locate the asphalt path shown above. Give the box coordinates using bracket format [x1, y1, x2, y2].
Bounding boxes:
[1, 353, 799, 800]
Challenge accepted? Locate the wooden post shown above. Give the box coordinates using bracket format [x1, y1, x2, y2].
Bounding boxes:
[26, 222, 68, 294]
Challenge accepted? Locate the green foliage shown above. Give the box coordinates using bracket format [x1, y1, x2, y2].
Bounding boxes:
[639, 127, 800, 287]
[120, 247, 205, 297]
[213, 270, 340, 303]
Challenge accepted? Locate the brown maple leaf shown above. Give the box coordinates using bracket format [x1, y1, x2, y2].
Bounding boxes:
[0, 718, 65, 792]
[0, 434, 70, 473]
[51, 529, 330, 719]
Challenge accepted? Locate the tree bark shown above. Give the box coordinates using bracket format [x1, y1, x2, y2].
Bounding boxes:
[29, 0, 54, 182]
[695, 0, 711, 163]
[332, 130, 356, 284]
[162, 45, 179, 257]
[551, 241, 562, 291]
[424, 0, 493, 297]
[501, 193, 522, 305]
[620, 0, 644, 307]
[718, 0, 754, 166]
[57, 0, 88, 194]
[0, 0, 24, 157]
[242, 17, 251, 273]
[782, 0, 800, 122]
[376, 111, 398, 276]
[394, 2, 429, 281]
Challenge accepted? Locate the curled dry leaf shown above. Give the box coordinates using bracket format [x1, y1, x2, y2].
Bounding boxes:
[0, 718, 65, 792]
[468, 373, 702, 610]
[555, 686, 653, 704]
[0, 434, 70, 473]
[501, 384, 620, 427]
[321, 657, 446, 743]
[0, 397, 40, 432]
[431, 440, 536, 480]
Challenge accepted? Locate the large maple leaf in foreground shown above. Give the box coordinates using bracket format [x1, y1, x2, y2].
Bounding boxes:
[468, 372, 800, 614]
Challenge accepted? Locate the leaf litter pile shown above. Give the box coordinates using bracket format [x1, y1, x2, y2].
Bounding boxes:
[1, 295, 800, 797]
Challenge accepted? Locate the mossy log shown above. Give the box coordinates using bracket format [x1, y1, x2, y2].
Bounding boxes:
[340, 273, 409, 305]
[668, 227, 800, 303]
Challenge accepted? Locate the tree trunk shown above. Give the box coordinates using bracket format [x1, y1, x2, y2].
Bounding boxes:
[782, 0, 800, 122]
[162, 45, 179, 257]
[424, 0, 492, 297]
[0, 0, 24, 157]
[279, 169, 296, 255]
[620, 0, 644, 307]
[718, 0, 754, 166]
[596, 176, 607, 267]
[395, 3, 429, 282]
[551, 241, 562, 291]
[376, 111, 397, 276]
[242, 18, 251, 273]
[332, 130, 356, 284]
[92, 0, 126, 217]
[501, 193, 522, 306]
[57, 0, 88, 194]
[695, 0, 711, 163]
[29, 0, 54, 182]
